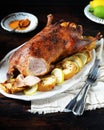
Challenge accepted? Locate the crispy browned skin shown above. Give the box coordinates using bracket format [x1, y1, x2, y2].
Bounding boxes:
[7, 14, 102, 78]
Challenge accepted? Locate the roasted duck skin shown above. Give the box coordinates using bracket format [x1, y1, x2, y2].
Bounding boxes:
[7, 14, 102, 78]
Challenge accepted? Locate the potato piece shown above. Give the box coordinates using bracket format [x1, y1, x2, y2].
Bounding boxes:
[38, 75, 57, 91]
[60, 22, 69, 27]
[0, 82, 27, 94]
[0, 83, 12, 94]
[62, 60, 77, 80]
[63, 55, 83, 73]
[69, 55, 83, 69]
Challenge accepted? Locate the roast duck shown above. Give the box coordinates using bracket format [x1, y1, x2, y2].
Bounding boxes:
[1, 14, 102, 94]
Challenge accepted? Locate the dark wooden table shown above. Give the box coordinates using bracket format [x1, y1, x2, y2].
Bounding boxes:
[0, 2, 104, 129]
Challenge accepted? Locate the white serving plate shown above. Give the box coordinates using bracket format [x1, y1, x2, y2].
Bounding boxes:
[1, 12, 38, 33]
[0, 44, 96, 101]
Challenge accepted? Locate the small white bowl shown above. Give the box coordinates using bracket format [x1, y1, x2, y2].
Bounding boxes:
[1, 12, 38, 33]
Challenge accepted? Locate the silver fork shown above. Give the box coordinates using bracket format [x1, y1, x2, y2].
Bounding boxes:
[64, 58, 100, 116]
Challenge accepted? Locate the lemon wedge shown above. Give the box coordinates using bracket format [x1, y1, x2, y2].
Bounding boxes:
[51, 68, 64, 84]
[24, 84, 38, 96]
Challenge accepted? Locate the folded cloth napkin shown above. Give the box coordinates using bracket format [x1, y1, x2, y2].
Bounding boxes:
[28, 38, 104, 114]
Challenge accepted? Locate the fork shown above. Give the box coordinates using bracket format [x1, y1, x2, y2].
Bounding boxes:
[64, 58, 100, 116]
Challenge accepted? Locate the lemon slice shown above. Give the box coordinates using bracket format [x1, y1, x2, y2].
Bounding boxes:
[51, 68, 64, 84]
[24, 84, 38, 96]
[75, 52, 88, 65]
[82, 51, 92, 63]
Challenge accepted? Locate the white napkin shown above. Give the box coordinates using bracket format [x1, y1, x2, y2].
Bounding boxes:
[28, 38, 104, 114]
